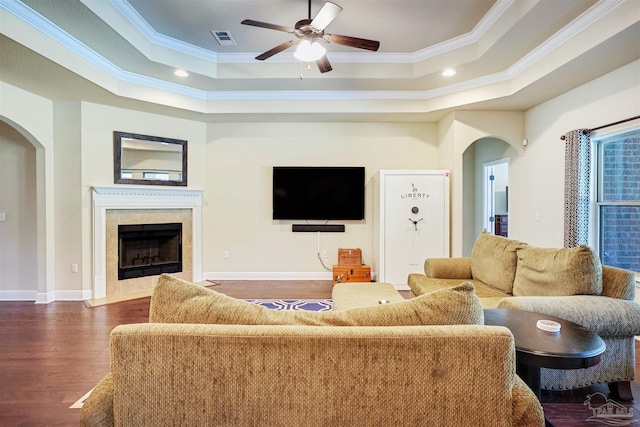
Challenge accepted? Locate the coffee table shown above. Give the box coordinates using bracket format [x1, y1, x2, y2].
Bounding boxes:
[483, 309, 606, 399]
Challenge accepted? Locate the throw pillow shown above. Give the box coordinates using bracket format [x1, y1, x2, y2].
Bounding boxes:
[150, 274, 484, 326]
[470, 231, 526, 294]
[512, 245, 603, 296]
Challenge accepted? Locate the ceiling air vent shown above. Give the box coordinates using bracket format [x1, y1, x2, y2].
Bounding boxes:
[211, 30, 237, 46]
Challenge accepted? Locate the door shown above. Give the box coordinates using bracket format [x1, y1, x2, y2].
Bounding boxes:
[483, 160, 509, 236]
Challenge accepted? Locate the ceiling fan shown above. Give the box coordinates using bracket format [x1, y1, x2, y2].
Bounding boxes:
[241, 0, 380, 73]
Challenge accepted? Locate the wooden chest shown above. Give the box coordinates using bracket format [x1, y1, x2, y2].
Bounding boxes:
[332, 265, 371, 285]
[338, 248, 362, 266]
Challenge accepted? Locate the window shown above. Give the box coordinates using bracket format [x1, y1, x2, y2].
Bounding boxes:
[594, 128, 640, 272]
[142, 172, 170, 181]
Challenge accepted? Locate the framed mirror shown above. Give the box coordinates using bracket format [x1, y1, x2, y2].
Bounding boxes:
[114, 131, 187, 186]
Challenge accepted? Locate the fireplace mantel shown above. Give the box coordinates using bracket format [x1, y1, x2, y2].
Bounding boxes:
[92, 186, 203, 300]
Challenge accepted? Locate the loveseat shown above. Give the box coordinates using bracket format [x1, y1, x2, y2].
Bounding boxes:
[80, 274, 544, 426]
[408, 231, 640, 398]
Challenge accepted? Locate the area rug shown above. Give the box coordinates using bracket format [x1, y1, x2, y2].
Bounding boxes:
[244, 299, 333, 311]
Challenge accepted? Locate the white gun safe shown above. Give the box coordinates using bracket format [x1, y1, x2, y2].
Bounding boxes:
[373, 170, 450, 287]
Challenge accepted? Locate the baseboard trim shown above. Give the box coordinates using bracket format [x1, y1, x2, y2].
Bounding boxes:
[35, 292, 54, 304]
[0, 275, 407, 296]
[202, 271, 407, 289]
[204, 271, 334, 281]
[2, 281, 403, 300]
[34, 290, 93, 304]
[0, 290, 38, 301]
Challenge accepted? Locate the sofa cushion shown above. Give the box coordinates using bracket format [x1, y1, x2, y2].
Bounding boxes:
[512, 245, 603, 296]
[150, 274, 484, 326]
[471, 231, 526, 294]
[79, 373, 114, 427]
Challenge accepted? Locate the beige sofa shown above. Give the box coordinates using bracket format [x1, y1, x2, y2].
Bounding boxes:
[80, 274, 544, 426]
[408, 231, 640, 398]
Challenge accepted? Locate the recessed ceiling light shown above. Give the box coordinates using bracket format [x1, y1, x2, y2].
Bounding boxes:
[174, 69, 189, 77]
[442, 68, 457, 77]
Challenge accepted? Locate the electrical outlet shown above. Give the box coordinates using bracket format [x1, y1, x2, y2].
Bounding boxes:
[224, 250, 230, 258]
[71, 263, 78, 273]
[322, 250, 328, 258]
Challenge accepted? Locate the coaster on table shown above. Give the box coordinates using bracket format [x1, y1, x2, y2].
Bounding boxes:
[537, 319, 561, 333]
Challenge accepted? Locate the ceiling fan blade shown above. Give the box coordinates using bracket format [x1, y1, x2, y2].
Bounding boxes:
[241, 19, 295, 34]
[316, 55, 333, 73]
[324, 33, 380, 51]
[310, 2, 343, 31]
[255, 39, 299, 61]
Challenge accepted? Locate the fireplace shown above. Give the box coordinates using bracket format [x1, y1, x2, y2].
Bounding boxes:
[92, 186, 202, 301]
[118, 223, 182, 280]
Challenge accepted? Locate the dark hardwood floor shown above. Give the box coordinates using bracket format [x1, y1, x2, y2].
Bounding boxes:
[0, 280, 637, 426]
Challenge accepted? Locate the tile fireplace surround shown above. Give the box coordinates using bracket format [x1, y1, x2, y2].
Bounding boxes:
[92, 186, 203, 304]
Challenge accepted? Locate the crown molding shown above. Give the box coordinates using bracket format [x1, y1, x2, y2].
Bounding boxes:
[410, 0, 514, 62]
[4, 0, 609, 70]
[216, 51, 414, 64]
[106, 0, 515, 65]
[0, 0, 625, 109]
[108, 0, 218, 62]
[1, 0, 119, 74]
[0, 0, 509, 102]
[507, 0, 625, 77]
[0, 0, 208, 98]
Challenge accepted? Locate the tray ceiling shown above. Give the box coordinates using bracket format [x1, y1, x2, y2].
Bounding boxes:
[1, 0, 638, 121]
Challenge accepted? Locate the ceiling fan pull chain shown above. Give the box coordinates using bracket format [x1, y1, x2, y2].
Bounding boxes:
[299, 60, 313, 79]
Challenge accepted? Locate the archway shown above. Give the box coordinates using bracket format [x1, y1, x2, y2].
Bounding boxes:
[0, 116, 46, 301]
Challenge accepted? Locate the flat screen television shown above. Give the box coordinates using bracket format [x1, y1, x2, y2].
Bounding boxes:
[272, 166, 365, 220]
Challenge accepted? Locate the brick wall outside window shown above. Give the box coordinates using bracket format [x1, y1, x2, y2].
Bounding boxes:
[599, 135, 640, 271]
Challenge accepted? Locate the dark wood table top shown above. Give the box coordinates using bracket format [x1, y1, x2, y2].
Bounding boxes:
[484, 309, 606, 370]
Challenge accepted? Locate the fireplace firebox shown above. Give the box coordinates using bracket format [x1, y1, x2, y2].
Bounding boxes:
[118, 223, 182, 280]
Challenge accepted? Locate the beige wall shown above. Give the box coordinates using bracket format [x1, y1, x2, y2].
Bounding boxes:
[515, 59, 640, 247]
[0, 59, 638, 298]
[0, 82, 55, 301]
[203, 122, 438, 277]
[79, 102, 208, 293]
[53, 101, 83, 295]
[0, 121, 37, 296]
[438, 111, 526, 256]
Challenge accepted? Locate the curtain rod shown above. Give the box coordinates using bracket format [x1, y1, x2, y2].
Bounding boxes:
[559, 115, 640, 140]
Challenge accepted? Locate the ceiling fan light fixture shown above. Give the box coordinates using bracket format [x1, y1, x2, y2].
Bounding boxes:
[294, 40, 326, 61]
